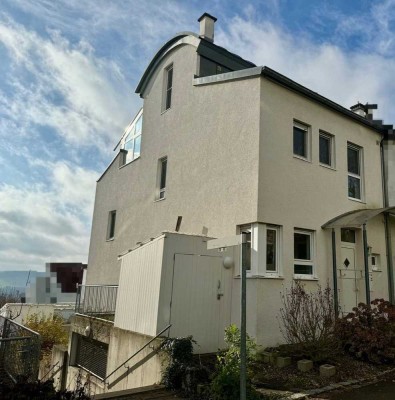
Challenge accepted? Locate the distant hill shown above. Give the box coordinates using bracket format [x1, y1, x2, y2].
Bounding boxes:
[0, 271, 44, 294]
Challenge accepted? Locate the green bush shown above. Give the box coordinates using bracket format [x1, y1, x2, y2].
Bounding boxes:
[336, 299, 395, 363]
[161, 336, 209, 395]
[210, 324, 261, 400]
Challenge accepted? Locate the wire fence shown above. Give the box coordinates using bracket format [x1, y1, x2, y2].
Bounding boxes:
[0, 315, 40, 383]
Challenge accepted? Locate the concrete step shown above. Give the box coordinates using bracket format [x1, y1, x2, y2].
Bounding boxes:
[94, 385, 186, 400]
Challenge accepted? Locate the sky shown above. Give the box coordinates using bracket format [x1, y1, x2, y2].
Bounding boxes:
[1, 0, 395, 272]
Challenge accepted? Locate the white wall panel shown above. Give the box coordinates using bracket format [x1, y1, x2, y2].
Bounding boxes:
[114, 236, 165, 336]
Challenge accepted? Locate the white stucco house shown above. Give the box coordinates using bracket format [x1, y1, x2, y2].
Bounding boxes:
[65, 13, 395, 395]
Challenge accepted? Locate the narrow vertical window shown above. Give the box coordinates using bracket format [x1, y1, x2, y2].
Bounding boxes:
[266, 228, 277, 272]
[319, 132, 334, 167]
[164, 65, 173, 111]
[240, 225, 252, 273]
[121, 110, 143, 165]
[347, 143, 362, 200]
[107, 211, 116, 240]
[293, 121, 309, 159]
[157, 157, 167, 200]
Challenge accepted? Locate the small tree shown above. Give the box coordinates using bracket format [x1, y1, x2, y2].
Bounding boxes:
[279, 281, 338, 362]
[24, 312, 69, 376]
[210, 324, 260, 400]
[24, 313, 68, 355]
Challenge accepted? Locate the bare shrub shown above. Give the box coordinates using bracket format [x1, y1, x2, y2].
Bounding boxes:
[279, 281, 339, 362]
[0, 287, 22, 308]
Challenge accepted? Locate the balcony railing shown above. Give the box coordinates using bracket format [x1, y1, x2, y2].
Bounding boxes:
[75, 284, 118, 317]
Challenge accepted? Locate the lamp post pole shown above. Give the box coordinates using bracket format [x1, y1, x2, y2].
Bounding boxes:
[240, 233, 247, 400]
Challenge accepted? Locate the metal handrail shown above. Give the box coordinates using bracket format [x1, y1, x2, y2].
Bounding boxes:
[104, 324, 171, 384]
[40, 361, 60, 381]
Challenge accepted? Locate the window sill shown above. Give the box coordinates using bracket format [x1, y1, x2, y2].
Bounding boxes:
[293, 155, 311, 163]
[234, 274, 284, 280]
[161, 107, 171, 115]
[319, 163, 336, 171]
[348, 197, 365, 204]
[293, 276, 319, 281]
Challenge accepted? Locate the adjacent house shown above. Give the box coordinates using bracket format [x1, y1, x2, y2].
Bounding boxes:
[26, 262, 86, 304]
[66, 13, 395, 395]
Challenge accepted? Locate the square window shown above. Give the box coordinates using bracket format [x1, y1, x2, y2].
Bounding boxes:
[347, 143, 363, 200]
[319, 132, 334, 167]
[294, 230, 314, 277]
[341, 228, 356, 243]
[293, 122, 310, 160]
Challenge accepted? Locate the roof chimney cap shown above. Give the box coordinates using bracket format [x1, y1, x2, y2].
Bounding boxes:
[350, 102, 378, 119]
[198, 13, 217, 43]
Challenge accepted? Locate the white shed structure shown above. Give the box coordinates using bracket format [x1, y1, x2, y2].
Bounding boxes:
[114, 232, 235, 353]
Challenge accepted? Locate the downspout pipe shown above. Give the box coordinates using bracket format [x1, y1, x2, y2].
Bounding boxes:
[363, 223, 371, 305]
[380, 137, 395, 303]
[331, 229, 339, 317]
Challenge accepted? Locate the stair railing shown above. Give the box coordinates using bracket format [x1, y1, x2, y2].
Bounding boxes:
[103, 324, 171, 386]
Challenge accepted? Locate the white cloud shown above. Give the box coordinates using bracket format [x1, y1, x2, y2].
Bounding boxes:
[216, 13, 395, 123]
[0, 162, 97, 271]
[0, 17, 136, 151]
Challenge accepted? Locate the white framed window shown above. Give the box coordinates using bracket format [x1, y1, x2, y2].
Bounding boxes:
[371, 254, 381, 271]
[240, 225, 252, 273]
[121, 110, 143, 165]
[319, 131, 335, 167]
[347, 143, 363, 201]
[341, 228, 356, 243]
[163, 64, 173, 111]
[293, 121, 310, 160]
[107, 210, 116, 240]
[294, 229, 314, 278]
[265, 226, 280, 275]
[239, 223, 282, 277]
[156, 157, 167, 200]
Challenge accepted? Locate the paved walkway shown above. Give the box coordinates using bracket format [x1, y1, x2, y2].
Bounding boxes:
[322, 379, 395, 400]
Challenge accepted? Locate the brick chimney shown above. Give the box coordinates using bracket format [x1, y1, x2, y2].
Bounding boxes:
[198, 13, 217, 43]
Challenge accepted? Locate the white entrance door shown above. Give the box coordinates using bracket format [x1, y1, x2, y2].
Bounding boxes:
[170, 253, 232, 353]
[339, 243, 360, 313]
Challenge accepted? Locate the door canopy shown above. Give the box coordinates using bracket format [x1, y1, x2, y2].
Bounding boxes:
[322, 206, 395, 229]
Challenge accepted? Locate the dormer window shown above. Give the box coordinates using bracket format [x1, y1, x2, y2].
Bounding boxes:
[121, 110, 143, 165]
